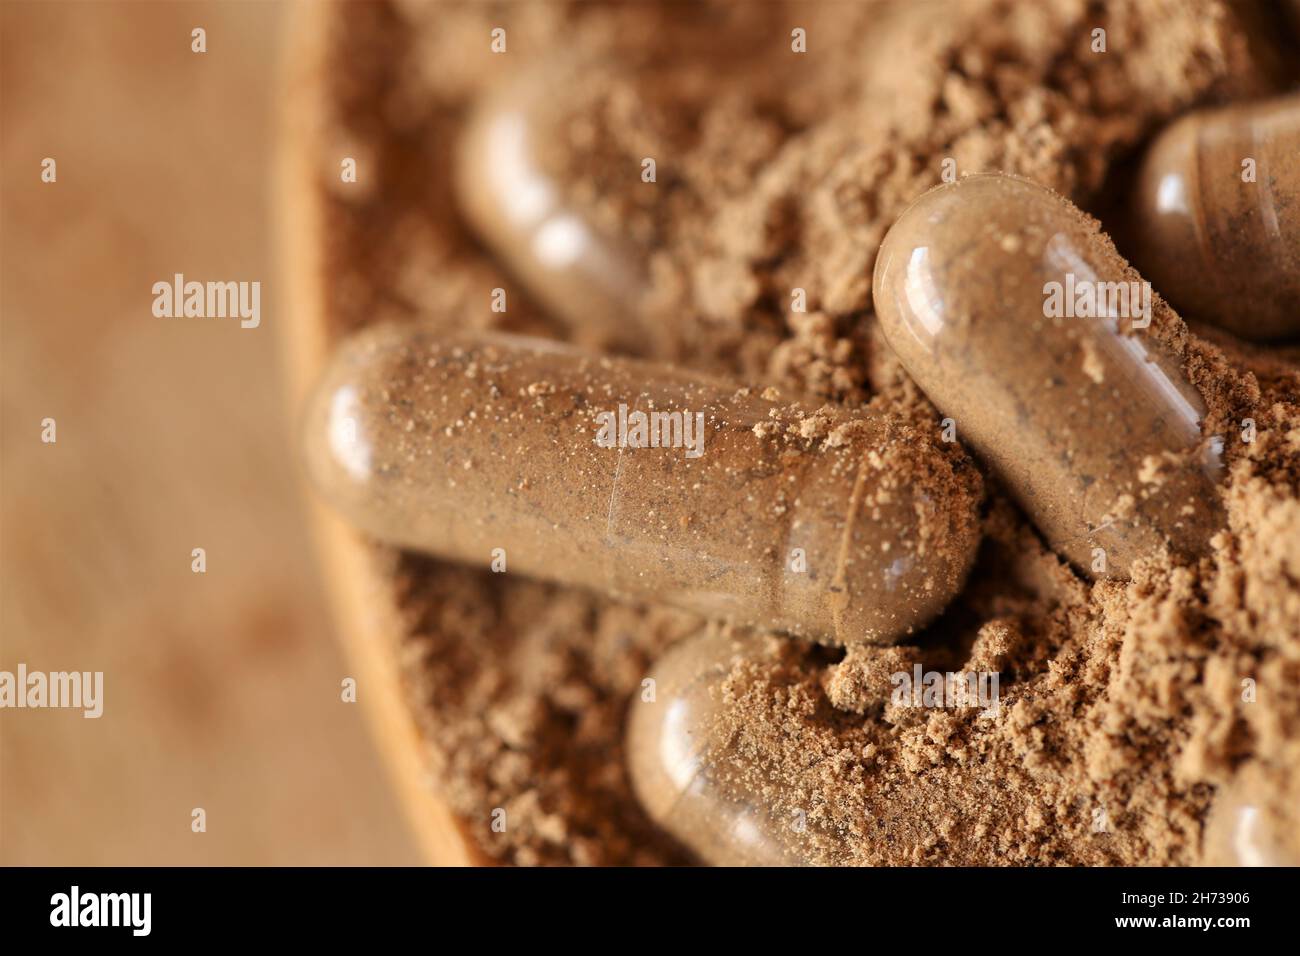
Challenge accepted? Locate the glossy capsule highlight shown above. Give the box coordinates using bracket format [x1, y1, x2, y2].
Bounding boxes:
[873, 173, 1224, 578]
[626, 630, 830, 865]
[1131, 92, 1300, 341]
[302, 325, 982, 645]
[1203, 772, 1300, 867]
[456, 62, 649, 351]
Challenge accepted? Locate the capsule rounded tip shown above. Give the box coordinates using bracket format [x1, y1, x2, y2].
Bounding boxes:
[791, 418, 984, 645]
[1130, 112, 1203, 283]
[300, 324, 413, 539]
[455, 63, 647, 349]
[1129, 95, 1300, 341]
[626, 631, 815, 866]
[873, 173, 1065, 361]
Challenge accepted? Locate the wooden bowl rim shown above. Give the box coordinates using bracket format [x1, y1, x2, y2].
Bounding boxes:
[275, 0, 489, 867]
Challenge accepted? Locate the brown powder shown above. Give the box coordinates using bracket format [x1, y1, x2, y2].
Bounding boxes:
[307, 0, 1300, 864]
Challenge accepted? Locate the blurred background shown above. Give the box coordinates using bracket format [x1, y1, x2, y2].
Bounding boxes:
[1, 1, 419, 864]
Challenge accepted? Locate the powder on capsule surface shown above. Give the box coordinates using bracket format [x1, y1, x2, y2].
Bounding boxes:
[309, 0, 1299, 865]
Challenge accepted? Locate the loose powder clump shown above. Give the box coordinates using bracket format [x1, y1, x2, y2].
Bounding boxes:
[310, 0, 1299, 864]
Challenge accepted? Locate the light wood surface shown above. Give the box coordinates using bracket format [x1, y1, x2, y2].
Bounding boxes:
[1, 0, 420, 866]
[277, 0, 484, 866]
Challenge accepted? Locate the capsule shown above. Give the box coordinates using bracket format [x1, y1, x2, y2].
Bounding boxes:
[456, 62, 648, 351]
[873, 173, 1224, 578]
[626, 630, 830, 865]
[302, 325, 982, 645]
[1131, 93, 1300, 341]
[1203, 773, 1300, 866]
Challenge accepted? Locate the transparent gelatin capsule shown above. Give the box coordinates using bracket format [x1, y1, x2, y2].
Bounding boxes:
[302, 325, 982, 645]
[456, 61, 649, 352]
[1131, 92, 1300, 341]
[873, 173, 1224, 578]
[626, 630, 830, 866]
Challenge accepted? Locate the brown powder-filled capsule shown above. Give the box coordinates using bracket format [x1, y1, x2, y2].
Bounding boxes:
[302, 325, 982, 645]
[873, 173, 1224, 578]
[1131, 93, 1300, 341]
[626, 630, 827, 866]
[456, 63, 648, 351]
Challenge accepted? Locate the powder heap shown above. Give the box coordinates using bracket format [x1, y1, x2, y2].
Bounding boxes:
[308, 0, 1300, 864]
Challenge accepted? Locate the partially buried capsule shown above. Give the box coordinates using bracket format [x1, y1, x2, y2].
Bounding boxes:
[626, 630, 831, 865]
[302, 326, 982, 645]
[457, 60, 649, 352]
[1131, 92, 1300, 341]
[873, 173, 1224, 578]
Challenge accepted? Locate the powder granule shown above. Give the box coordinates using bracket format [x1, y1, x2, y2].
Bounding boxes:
[702, 356, 1299, 866]
[310, 0, 1297, 864]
